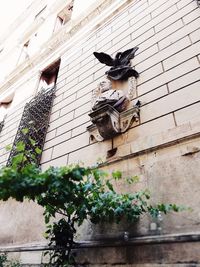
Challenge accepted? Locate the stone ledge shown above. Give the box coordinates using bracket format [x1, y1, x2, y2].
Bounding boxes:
[103, 120, 200, 166]
[1, 232, 200, 252]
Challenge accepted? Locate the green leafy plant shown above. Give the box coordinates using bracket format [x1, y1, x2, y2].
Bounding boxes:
[0, 139, 185, 266]
[0, 254, 21, 267]
[0, 254, 7, 267]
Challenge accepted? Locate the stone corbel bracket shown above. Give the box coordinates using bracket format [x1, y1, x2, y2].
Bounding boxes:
[87, 104, 140, 142]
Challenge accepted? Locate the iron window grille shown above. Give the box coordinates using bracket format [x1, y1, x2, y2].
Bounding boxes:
[7, 87, 56, 167]
[0, 120, 4, 133]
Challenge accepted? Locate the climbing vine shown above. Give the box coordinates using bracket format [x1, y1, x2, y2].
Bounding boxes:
[0, 139, 185, 266]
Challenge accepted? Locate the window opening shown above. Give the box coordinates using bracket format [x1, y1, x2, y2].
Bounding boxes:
[17, 40, 30, 65]
[6, 88, 56, 167]
[54, 1, 73, 32]
[38, 59, 61, 91]
[0, 92, 14, 121]
[7, 59, 60, 166]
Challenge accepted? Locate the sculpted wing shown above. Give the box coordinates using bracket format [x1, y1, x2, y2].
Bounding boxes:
[93, 52, 114, 66]
[120, 47, 139, 65]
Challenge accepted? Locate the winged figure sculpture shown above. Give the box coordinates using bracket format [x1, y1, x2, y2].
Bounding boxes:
[93, 47, 139, 81]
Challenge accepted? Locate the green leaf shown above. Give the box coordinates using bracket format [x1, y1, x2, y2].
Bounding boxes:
[106, 180, 114, 191]
[126, 176, 139, 184]
[112, 170, 122, 180]
[11, 153, 24, 166]
[16, 141, 25, 152]
[35, 147, 42, 154]
[21, 128, 29, 135]
[29, 138, 36, 146]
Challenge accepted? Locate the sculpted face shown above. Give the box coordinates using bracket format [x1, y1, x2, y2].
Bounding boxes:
[98, 80, 112, 93]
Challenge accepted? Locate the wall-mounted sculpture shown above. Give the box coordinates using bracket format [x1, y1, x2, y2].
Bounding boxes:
[87, 47, 140, 141]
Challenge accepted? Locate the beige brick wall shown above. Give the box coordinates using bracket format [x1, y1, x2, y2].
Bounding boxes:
[40, 0, 200, 168]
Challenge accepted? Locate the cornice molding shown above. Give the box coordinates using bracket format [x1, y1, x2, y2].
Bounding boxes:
[0, 0, 132, 96]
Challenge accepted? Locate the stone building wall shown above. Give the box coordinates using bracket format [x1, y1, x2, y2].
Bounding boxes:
[0, 0, 200, 265]
[42, 0, 200, 235]
[43, 0, 200, 168]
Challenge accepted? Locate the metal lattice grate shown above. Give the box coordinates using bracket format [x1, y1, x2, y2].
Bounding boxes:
[197, 0, 200, 7]
[0, 120, 4, 133]
[7, 87, 56, 167]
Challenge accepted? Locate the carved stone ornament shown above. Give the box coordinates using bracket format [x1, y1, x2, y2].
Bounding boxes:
[93, 47, 139, 81]
[87, 47, 140, 141]
[87, 104, 140, 141]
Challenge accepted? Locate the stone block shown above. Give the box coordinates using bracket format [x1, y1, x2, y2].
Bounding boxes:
[112, 11, 129, 31]
[163, 40, 200, 71]
[134, 44, 159, 66]
[159, 15, 200, 50]
[52, 132, 89, 159]
[129, 0, 147, 14]
[41, 154, 68, 170]
[168, 68, 200, 92]
[48, 111, 74, 132]
[113, 114, 175, 148]
[183, 7, 200, 24]
[137, 63, 163, 85]
[20, 251, 42, 265]
[154, 5, 178, 33]
[137, 85, 168, 104]
[138, 57, 199, 95]
[137, 34, 189, 73]
[174, 102, 200, 126]
[53, 92, 63, 105]
[79, 62, 95, 82]
[52, 93, 76, 113]
[107, 35, 131, 57]
[74, 101, 91, 118]
[40, 148, 53, 163]
[43, 130, 72, 150]
[130, 28, 155, 51]
[112, 22, 133, 47]
[77, 80, 97, 98]
[140, 81, 200, 123]
[190, 27, 200, 43]
[49, 110, 60, 123]
[68, 139, 112, 166]
[71, 121, 91, 137]
[56, 113, 89, 136]
[177, 0, 196, 10]
[57, 81, 76, 99]
[76, 242, 200, 265]
[151, 0, 179, 18]
[60, 92, 91, 117]
[45, 129, 56, 142]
